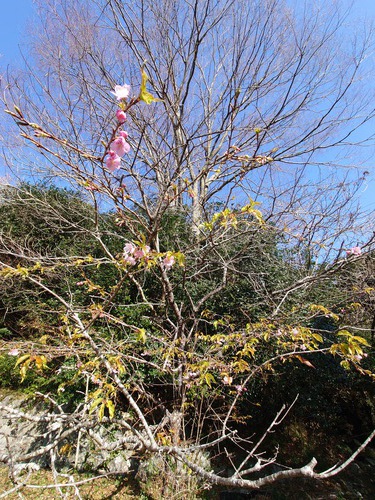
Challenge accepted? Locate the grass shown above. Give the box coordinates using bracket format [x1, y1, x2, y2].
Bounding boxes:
[1, 460, 375, 499]
[0, 467, 141, 499]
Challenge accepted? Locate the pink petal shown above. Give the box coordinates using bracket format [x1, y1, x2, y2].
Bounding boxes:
[111, 84, 131, 101]
[116, 109, 127, 123]
[106, 151, 121, 172]
[110, 136, 131, 156]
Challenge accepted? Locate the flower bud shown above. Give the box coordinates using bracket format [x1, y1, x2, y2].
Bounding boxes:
[116, 109, 127, 123]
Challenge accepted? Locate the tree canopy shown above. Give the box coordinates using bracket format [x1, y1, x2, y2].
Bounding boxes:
[0, 0, 374, 496]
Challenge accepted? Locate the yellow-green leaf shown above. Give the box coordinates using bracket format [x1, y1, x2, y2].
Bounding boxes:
[35, 355, 48, 370]
[139, 69, 162, 104]
[352, 336, 370, 346]
[20, 365, 27, 383]
[89, 397, 104, 414]
[340, 360, 350, 370]
[312, 333, 323, 343]
[233, 359, 250, 373]
[15, 354, 31, 368]
[204, 373, 215, 387]
[107, 400, 115, 419]
[136, 328, 147, 343]
[98, 402, 106, 421]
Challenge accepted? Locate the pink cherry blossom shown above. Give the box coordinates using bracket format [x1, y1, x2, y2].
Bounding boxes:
[111, 84, 131, 101]
[85, 183, 98, 192]
[346, 246, 362, 257]
[105, 151, 121, 172]
[163, 255, 175, 270]
[8, 348, 19, 356]
[116, 109, 127, 123]
[133, 249, 144, 259]
[123, 255, 136, 266]
[110, 136, 131, 157]
[119, 130, 129, 139]
[134, 246, 151, 259]
[124, 243, 136, 255]
[123, 242, 137, 265]
[91, 375, 102, 385]
[235, 385, 247, 394]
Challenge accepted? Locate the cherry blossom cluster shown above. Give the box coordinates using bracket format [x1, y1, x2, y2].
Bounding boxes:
[123, 242, 151, 266]
[106, 84, 132, 173]
[123, 242, 175, 270]
[163, 254, 175, 270]
[221, 374, 247, 393]
[346, 246, 362, 257]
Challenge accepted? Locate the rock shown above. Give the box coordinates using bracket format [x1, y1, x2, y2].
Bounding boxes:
[0, 391, 136, 474]
[0, 392, 46, 467]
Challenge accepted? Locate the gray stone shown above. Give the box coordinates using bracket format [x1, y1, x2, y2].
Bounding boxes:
[0, 391, 135, 474]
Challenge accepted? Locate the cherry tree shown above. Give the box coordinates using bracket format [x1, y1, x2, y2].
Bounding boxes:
[0, 0, 374, 496]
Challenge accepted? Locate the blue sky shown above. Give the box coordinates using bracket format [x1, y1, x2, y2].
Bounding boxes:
[1, 0, 375, 213]
[2, 1, 374, 61]
[0, 0, 35, 65]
